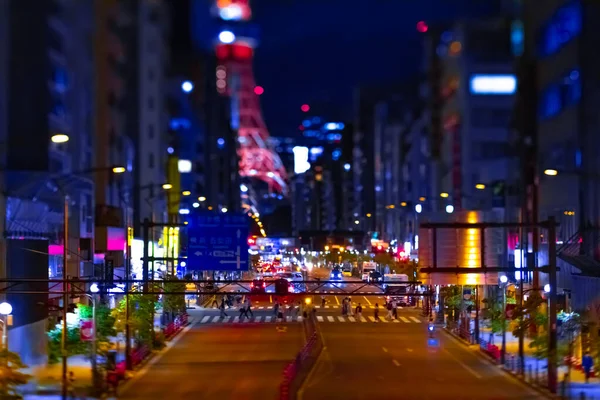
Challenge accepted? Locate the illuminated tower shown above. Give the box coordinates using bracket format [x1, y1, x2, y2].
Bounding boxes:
[213, 0, 288, 195]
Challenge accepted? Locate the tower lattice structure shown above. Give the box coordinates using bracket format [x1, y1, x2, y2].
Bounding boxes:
[214, 0, 287, 195]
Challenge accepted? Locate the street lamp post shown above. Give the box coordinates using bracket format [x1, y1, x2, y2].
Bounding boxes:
[62, 194, 69, 400]
[500, 275, 508, 365]
[0, 301, 12, 395]
[85, 284, 99, 393]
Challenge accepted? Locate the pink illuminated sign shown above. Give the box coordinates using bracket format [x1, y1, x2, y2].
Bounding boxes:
[48, 245, 63, 256]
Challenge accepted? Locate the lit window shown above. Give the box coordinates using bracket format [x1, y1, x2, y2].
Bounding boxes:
[178, 159, 192, 173]
[539, 1, 582, 57]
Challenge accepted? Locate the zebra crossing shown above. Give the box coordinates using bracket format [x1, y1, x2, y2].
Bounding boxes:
[197, 314, 424, 324]
[202, 305, 401, 311]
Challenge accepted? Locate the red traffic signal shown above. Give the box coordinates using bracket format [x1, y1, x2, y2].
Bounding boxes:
[248, 237, 256, 245]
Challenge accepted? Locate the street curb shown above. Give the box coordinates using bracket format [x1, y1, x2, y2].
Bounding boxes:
[443, 328, 558, 399]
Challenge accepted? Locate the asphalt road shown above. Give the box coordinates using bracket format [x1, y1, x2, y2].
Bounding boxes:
[119, 319, 303, 399]
[301, 322, 544, 400]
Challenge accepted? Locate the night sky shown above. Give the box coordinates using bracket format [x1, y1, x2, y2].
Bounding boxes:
[173, 0, 503, 138]
[251, 0, 502, 137]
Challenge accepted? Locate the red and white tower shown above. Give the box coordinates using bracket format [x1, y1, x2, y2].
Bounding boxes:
[213, 0, 288, 195]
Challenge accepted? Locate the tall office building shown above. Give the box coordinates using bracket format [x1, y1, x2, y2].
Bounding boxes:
[0, 0, 100, 365]
[132, 1, 170, 232]
[93, 0, 137, 283]
[425, 19, 517, 215]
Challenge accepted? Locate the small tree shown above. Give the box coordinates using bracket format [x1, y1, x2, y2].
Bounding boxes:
[481, 294, 506, 344]
[77, 303, 116, 341]
[163, 275, 186, 317]
[511, 291, 548, 359]
[373, 252, 394, 267]
[0, 349, 31, 399]
[439, 285, 473, 326]
[47, 323, 89, 364]
[112, 293, 159, 348]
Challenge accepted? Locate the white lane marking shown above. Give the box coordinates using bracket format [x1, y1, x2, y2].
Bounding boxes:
[442, 348, 482, 379]
[325, 306, 330, 309]
[286, 316, 292, 322]
[368, 316, 376, 322]
[392, 319, 399, 323]
[363, 296, 372, 305]
[259, 306, 264, 309]
[315, 306, 321, 309]
[407, 348, 413, 352]
[327, 316, 335, 322]
[298, 316, 303, 322]
[393, 360, 400, 367]
[337, 316, 346, 322]
[360, 316, 367, 322]
[410, 317, 421, 323]
[265, 316, 272, 322]
[255, 316, 263, 322]
[382, 347, 388, 353]
[233, 316, 240, 323]
[348, 316, 356, 322]
[317, 316, 324, 322]
[201, 316, 210, 323]
[211, 316, 220, 323]
[400, 317, 410, 323]
[380, 318, 389, 323]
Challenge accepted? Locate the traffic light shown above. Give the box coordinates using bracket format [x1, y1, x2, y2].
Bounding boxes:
[248, 236, 256, 246]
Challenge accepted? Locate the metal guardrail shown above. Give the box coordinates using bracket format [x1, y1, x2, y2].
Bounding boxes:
[279, 311, 323, 400]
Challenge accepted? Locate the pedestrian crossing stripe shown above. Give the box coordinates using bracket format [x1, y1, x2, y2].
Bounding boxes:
[199, 315, 424, 324]
[209, 305, 404, 310]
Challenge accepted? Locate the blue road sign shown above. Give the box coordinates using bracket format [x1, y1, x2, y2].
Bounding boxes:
[187, 211, 250, 271]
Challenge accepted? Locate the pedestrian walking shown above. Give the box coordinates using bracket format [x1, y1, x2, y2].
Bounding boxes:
[355, 303, 363, 319]
[239, 302, 247, 319]
[386, 301, 393, 320]
[348, 297, 353, 316]
[242, 298, 253, 318]
[273, 301, 280, 320]
[583, 352, 594, 383]
[374, 303, 380, 322]
[219, 297, 228, 318]
[321, 296, 326, 307]
[211, 296, 219, 308]
[392, 300, 398, 319]
[67, 371, 77, 399]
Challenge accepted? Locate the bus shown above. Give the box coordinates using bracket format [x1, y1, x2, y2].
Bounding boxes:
[361, 262, 377, 281]
[384, 274, 410, 305]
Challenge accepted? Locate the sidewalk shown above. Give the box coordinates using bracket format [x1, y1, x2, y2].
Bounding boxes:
[22, 309, 198, 399]
[480, 327, 600, 398]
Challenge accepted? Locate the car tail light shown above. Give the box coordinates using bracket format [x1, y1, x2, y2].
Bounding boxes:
[250, 283, 254, 288]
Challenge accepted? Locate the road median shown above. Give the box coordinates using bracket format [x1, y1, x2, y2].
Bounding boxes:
[279, 310, 324, 400]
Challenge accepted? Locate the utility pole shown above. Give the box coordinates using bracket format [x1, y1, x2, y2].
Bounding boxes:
[125, 207, 132, 369]
[61, 195, 69, 400]
[142, 218, 150, 292]
[548, 216, 558, 393]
